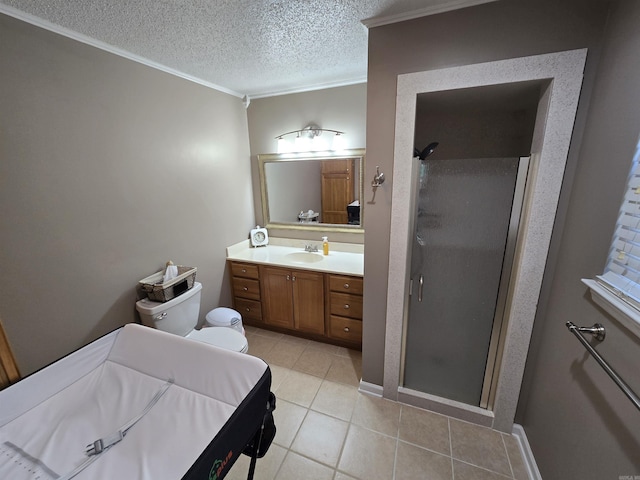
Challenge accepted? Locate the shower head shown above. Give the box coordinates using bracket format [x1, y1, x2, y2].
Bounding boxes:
[414, 142, 439, 160]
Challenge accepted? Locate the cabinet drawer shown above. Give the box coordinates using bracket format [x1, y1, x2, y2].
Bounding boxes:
[329, 275, 363, 295]
[329, 315, 362, 343]
[230, 262, 260, 279]
[234, 297, 262, 322]
[233, 277, 261, 300]
[330, 292, 363, 319]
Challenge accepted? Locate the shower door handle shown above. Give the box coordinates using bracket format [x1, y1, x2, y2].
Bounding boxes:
[418, 274, 424, 302]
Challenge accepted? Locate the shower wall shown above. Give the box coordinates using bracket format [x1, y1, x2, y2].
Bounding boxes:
[414, 86, 539, 161]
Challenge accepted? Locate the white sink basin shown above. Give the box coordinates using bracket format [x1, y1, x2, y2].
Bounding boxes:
[285, 252, 324, 264]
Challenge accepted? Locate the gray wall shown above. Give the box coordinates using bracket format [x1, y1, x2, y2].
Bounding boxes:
[364, 0, 607, 386]
[517, 1, 640, 477]
[0, 13, 254, 375]
[366, 0, 640, 476]
[246, 84, 367, 243]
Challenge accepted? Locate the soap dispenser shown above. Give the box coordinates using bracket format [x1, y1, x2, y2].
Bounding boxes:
[322, 236, 329, 255]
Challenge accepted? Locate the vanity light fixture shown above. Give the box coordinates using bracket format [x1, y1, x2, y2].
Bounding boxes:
[275, 124, 346, 153]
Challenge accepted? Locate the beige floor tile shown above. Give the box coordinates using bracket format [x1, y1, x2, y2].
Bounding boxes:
[225, 443, 287, 480]
[262, 341, 306, 368]
[290, 410, 349, 467]
[245, 334, 278, 358]
[334, 346, 356, 358]
[325, 354, 362, 386]
[395, 441, 453, 480]
[334, 473, 358, 480]
[247, 327, 283, 340]
[293, 348, 335, 378]
[274, 369, 323, 407]
[279, 335, 311, 347]
[502, 433, 529, 480]
[305, 340, 340, 355]
[311, 380, 358, 421]
[337, 424, 396, 479]
[453, 460, 512, 480]
[450, 419, 512, 477]
[267, 364, 291, 392]
[272, 399, 308, 448]
[399, 404, 451, 456]
[276, 451, 335, 480]
[351, 393, 401, 437]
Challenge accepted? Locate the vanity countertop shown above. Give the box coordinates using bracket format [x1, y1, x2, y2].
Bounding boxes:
[226, 239, 364, 277]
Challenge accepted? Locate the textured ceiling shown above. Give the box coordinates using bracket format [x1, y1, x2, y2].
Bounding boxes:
[0, 0, 495, 98]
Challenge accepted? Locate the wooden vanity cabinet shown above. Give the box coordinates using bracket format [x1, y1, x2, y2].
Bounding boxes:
[230, 262, 263, 324]
[228, 260, 362, 348]
[260, 265, 325, 335]
[327, 274, 363, 347]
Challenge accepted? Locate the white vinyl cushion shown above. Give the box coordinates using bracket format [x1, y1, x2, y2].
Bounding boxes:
[0, 324, 268, 479]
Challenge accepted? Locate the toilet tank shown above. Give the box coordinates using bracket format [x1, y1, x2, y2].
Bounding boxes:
[135, 282, 202, 336]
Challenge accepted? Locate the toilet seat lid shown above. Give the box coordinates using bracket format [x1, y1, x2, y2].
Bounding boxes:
[187, 327, 248, 352]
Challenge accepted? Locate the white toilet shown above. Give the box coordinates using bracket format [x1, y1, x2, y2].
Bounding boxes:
[135, 282, 249, 353]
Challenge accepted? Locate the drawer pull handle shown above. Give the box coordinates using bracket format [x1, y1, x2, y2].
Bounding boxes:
[243, 287, 248, 291]
[343, 283, 350, 289]
[241, 269, 247, 273]
[343, 304, 350, 309]
[245, 307, 250, 312]
[344, 327, 350, 332]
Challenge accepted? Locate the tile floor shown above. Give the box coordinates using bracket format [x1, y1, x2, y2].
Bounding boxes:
[226, 326, 529, 480]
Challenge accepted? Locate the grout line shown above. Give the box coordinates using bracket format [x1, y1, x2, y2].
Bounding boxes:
[392, 436, 399, 480]
[394, 437, 454, 459]
[501, 433, 516, 479]
[453, 459, 513, 479]
[449, 418, 455, 480]
[272, 448, 289, 480]
[334, 421, 353, 478]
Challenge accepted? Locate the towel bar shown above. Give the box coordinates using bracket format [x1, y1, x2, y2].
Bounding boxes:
[566, 321, 640, 412]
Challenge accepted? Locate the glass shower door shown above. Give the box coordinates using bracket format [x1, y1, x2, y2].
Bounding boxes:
[403, 157, 525, 407]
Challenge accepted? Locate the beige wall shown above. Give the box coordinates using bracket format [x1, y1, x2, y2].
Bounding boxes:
[0, 13, 254, 375]
[246, 84, 367, 243]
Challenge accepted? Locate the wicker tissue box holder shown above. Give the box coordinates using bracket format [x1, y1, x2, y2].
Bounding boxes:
[138, 266, 197, 302]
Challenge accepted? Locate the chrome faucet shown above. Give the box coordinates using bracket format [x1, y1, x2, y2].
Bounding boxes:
[304, 244, 319, 252]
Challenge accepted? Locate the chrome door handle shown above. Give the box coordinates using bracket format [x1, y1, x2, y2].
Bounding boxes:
[418, 274, 424, 302]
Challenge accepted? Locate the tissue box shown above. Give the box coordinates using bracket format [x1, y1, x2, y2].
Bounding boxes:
[138, 266, 197, 302]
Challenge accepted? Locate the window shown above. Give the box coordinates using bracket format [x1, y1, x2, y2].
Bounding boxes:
[584, 137, 640, 338]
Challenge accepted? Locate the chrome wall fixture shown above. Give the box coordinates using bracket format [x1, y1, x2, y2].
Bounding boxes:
[275, 124, 346, 153]
[372, 166, 385, 188]
[566, 321, 640, 411]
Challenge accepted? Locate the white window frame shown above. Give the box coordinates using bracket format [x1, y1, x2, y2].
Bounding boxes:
[584, 137, 640, 339]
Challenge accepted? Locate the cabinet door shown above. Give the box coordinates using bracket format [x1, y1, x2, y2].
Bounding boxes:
[261, 266, 294, 329]
[321, 159, 354, 224]
[292, 270, 325, 335]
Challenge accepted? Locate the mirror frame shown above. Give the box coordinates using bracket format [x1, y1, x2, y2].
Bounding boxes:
[257, 149, 365, 233]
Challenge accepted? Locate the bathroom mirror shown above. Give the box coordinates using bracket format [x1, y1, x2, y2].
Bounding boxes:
[258, 149, 365, 232]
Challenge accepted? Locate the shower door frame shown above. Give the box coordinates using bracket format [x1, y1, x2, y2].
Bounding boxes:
[399, 156, 529, 412]
[381, 49, 587, 432]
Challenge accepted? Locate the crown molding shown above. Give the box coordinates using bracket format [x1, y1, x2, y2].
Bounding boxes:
[0, 4, 243, 98]
[362, 0, 498, 28]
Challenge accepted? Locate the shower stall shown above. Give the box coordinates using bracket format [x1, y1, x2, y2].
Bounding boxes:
[382, 50, 587, 431]
[402, 155, 529, 408]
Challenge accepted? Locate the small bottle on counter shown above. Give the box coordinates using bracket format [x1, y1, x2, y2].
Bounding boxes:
[322, 236, 329, 255]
